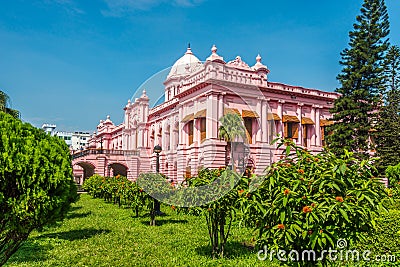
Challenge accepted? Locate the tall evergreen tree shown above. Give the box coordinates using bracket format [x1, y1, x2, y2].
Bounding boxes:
[327, 0, 390, 158]
[375, 45, 400, 172]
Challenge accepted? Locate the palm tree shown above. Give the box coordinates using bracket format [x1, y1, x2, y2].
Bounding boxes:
[218, 113, 247, 170]
[0, 90, 19, 118]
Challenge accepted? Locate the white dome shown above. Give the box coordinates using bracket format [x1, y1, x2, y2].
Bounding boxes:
[167, 47, 203, 79]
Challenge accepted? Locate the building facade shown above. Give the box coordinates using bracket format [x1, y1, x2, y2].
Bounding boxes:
[72, 45, 339, 184]
[42, 123, 90, 150]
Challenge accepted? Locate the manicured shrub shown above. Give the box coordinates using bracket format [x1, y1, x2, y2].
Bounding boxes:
[0, 112, 78, 265]
[238, 139, 388, 266]
[83, 174, 152, 218]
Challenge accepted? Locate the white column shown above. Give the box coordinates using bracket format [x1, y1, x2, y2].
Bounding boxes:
[178, 105, 184, 145]
[161, 122, 167, 150]
[124, 110, 129, 127]
[311, 107, 316, 147]
[138, 128, 143, 149]
[206, 94, 218, 139]
[256, 98, 262, 142]
[278, 100, 284, 137]
[297, 104, 303, 145]
[132, 129, 137, 149]
[262, 100, 268, 142]
[155, 125, 160, 147]
[143, 103, 149, 123]
[170, 123, 174, 151]
[143, 128, 148, 148]
[122, 134, 127, 150]
[217, 93, 225, 141]
[193, 100, 199, 145]
[218, 93, 225, 124]
[316, 106, 321, 147]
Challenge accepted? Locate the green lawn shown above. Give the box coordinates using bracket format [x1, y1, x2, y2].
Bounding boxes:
[4, 194, 278, 267]
[6, 194, 399, 267]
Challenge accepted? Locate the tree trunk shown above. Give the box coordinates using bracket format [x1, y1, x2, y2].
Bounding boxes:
[150, 199, 156, 226]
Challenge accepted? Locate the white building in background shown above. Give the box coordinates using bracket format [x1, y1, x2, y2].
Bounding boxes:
[41, 124, 91, 150]
[71, 131, 91, 151]
[42, 124, 57, 135]
[57, 131, 73, 147]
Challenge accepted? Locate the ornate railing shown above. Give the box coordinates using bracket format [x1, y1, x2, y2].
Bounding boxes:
[72, 149, 140, 160]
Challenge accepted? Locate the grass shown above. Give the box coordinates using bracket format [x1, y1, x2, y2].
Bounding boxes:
[7, 194, 399, 266]
[4, 194, 280, 267]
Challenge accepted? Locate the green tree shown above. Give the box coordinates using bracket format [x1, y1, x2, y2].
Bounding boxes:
[0, 91, 19, 118]
[0, 112, 78, 265]
[218, 113, 247, 169]
[178, 168, 248, 258]
[327, 0, 390, 158]
[375, 45, 400, 172]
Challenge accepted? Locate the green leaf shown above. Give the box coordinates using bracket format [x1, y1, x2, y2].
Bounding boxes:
[285, 146, 291, 156]
[283, 197, 288, 207]
[280, 211, 286, 222]
[339, 208, 350, 222]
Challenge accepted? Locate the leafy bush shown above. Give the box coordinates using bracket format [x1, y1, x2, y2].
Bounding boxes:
[353, 207, 400, 266]
[386, 163, 400, 188]
[82, 174, 104, 198]
[0, 112, 78, 265]
[175, 167, 249, 258]
[82, 175, 152, 218]
[239, 139, 388, 266]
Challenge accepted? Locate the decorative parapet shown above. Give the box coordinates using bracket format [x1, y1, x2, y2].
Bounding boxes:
[266, 82, 339, 100]
[148, 97, 179, 116]
[72, 148, 139, 160]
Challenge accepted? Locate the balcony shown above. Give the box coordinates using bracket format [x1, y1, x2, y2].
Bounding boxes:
[72, 149, 140, 160]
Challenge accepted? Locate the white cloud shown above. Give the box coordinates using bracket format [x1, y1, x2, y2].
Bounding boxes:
[101, 0, 205, 17]
[44, 0, 85, 15]
[173, 0, 204, 7]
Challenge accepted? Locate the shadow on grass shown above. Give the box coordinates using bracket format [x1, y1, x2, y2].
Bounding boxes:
[69, 206, 83, 212]
[6, 240, 52, 264]
[132, 212, 171, 219]
[66, 211, 92, 219]
[140, 219, 188, 226]
[195, 241, 254, 259]
[38, 228, 111, 241]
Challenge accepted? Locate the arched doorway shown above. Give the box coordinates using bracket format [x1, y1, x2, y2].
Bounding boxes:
[108, 163, 128, 177]
[76, 162, 95, 184]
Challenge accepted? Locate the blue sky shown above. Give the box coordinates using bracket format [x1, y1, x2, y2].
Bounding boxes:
[1, 0, 399, 131]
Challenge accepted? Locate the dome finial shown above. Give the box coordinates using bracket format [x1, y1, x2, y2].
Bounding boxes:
[252, 53, 269, 73]
[206, 44, 225, 63]
[185, 43, 192, 55]
[211, 44, 217, 54]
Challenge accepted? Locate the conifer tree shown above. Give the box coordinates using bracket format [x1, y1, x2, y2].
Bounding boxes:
[375, 45, 400, 172]
[327, 0, 390, 158]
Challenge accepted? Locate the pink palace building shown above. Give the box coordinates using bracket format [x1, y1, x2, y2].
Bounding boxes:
[72, 45, 339, 185]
